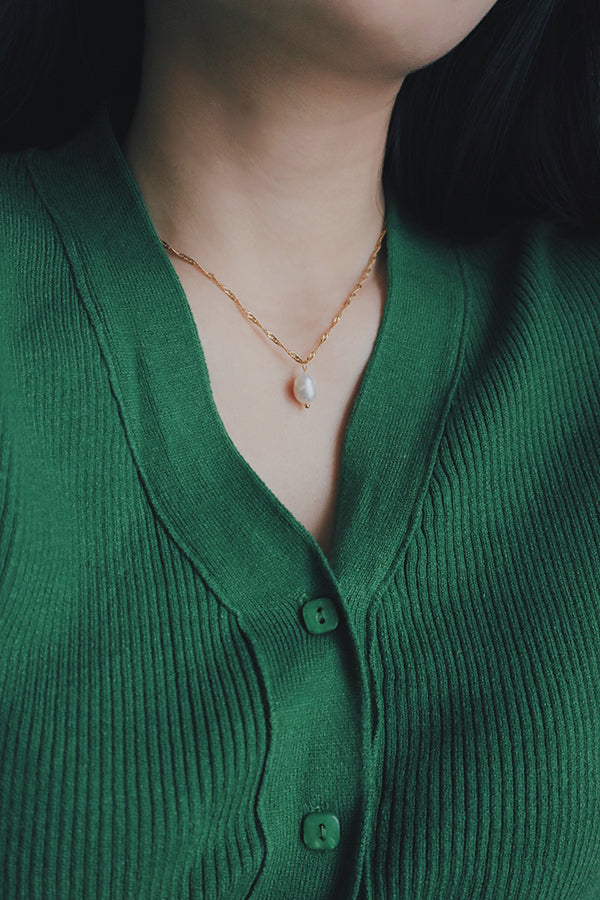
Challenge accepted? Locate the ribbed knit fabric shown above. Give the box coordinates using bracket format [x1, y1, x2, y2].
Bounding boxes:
[1, 111, 600, 899]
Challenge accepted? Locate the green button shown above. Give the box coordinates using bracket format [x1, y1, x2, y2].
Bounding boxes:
[302, 598, 339, 635]
[302, 812, 340, 850]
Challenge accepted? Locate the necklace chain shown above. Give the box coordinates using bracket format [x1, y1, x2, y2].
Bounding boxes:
[160, 223, 386, 368]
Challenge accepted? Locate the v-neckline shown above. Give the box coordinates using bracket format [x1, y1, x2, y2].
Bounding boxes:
[28, 109, 471, 619]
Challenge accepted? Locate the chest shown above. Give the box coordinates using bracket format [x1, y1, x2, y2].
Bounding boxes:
[176, 265, 387, 557]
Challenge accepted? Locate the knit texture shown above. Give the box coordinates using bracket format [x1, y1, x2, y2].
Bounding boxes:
[1, 112, 600, 899]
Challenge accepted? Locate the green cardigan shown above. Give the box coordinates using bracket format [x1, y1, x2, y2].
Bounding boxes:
[1, 111, 600, 899]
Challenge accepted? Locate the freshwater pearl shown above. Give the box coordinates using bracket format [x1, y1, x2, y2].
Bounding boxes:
[293, 371, 317, 408]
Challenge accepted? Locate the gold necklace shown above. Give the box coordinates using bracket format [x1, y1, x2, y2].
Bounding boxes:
[161, 223, 386, 409]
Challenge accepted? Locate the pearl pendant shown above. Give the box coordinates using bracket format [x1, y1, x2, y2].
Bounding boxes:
[293, 371, 317, 409]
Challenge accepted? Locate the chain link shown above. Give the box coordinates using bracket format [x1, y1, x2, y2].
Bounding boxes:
[161, 223, 387, 368]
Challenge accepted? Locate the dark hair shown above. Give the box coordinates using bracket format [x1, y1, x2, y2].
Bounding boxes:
[0, 0, 144, 153]
[1, 0, 599, 237]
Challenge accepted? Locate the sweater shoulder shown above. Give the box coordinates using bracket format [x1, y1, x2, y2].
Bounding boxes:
[0, 139, 82, 300]
[0, 147, 53, 240]
[455, 217, 600, 350]
[453, 217, 600, 450]
[0, 146, 70, 306]
[0, 144, 82, 440]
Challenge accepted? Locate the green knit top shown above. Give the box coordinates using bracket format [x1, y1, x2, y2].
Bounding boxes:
[1, 111, 600, 900]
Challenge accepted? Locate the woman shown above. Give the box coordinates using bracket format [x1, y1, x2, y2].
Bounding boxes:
[1, 0, 600, 897]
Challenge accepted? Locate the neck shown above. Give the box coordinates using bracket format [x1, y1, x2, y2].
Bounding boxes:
[123, 8, 402, 316]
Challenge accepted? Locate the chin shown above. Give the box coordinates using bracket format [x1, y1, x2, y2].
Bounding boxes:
[295, 0, 500, 76]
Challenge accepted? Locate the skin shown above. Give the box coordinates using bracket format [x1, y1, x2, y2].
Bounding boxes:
[124, 0, 499, 556]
